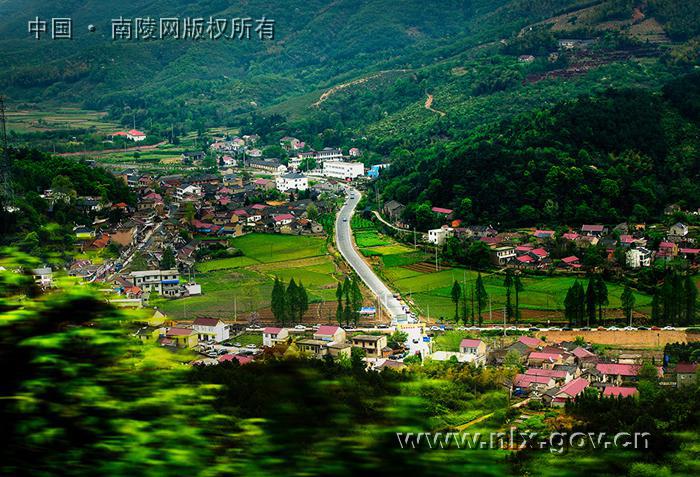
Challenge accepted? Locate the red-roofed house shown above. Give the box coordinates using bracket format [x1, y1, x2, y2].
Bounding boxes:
[519, 336, 542, 349]
[562, 232, 580, 241]
[431, 207, 453, 216]
[596, 363, 662, 385]
[528, 351, 564, 368]
[127, 129, 146, 142]
[513, 373, 555, 394]
[675, 363, 698, 386]
[218, 354, 253, 365]
[192, 317, 229, 342]
[525, 367, 571, 384]
[581, 224, 606, 236]
[572, 347, 598, 367]
[533, 230, 555, 239]
[263, 327, 289, 347]
[603, 386, 638, 398]
[530, 248, 548, 259]
[164, 327, 197, 348]
[560, 256, 582, 269]
[314, 325, 346, 343]
[273, 213, 295, 225]
[459, 339, 486, 357]
[544, 378, 589, 406]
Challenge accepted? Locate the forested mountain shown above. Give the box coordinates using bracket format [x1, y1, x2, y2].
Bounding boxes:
[379, 72, 700, 228]
[2, 0, 697, 139]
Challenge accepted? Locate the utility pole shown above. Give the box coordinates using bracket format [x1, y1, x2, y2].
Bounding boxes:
[0, 95, 14, 207]
[503, 306, 506, 337]
[435, 244, 439, 271]
[413, 227, 417, 249]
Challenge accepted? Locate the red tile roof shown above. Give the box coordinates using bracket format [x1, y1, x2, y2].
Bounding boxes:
[529, 351, 562, 361]
[680, 248, 700, 254]
[557, 377, 589, 398]
[517, 255, 534, 263]
[676, 363, 698, 374]
[561, 256, 580, 264]
[218, 354, 253, 365]
[263, 327, 283, 334]
[193, 317, 221, 327]
[128, 129, 145, 137]
[460, 339, 483, 348]
[431, 207, 453, 215]
[603, 386, 638, 398]
[596, 363, 641, 377]
[273, 213, 295, 222]
[531, 248, 548, 257]
[525, 368, 567, 379]
[514, 374, 552, 387]
[166, 327, 193, 337]
[518, 336, 542, 348]
[315, 325, 340, 336]
[572, 347, 596, 359]
[562, 232, 579, 240]
[582, 224, 604, 232]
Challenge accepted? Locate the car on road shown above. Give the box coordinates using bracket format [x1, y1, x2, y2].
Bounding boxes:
[608, 326, 620, 331]
[246, 344, 256, 349]
[233, 342, 242, 347]
[638, 326, 650, 330]
[429, 326, 440, 331]
[343, 218, 348, 222]
[412, 339, 419, 344]
[662, 326, 675, 330]
[377, 324, 388, 328]
[294, 325, 305, 330]
[623, 326, 636, 331]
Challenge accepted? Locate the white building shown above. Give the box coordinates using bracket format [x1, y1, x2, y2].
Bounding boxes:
[192, 317, 229, 342]
[459, 339, 487, 364]
[316, 147, 343, 162]
[323, 161, 365, 180]
[263, 327, 289, 347]
[127, 129, 146, 141]
[626, 247, 652, 268]
[129, 270, 181, 297]
[175, 184, 202, 200]
[276, 173, 309, 192]
[427, 226, 454, 245]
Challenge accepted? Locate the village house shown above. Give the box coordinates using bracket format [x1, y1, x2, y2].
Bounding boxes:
[542, 378, 589, 407]
[313, 325, 346, 343]
[513, 374, 555, 395]
[323, 160, 365, 179]
[602, 386, 638, 398]
[162, 327, 198, 348]
[674, 363, 698, 387]
[127, 129, 146, 141]
[595, 363, 661, 386]
[490, 246, 516, 265]
[297, 339, 331, 358]
[428, 226, 454, 245]
[191, 317, 230, 343]
[129, 269, 181, 297]
[528, 351, 564, 368]
[669, 222, 689, 238]
[263, 327, 290, 347]
[383, 200, 405, 222]
[276, 172, 309, 192]
[351, 335, 389, 358]
[626, 247, 652, 268]
[581, 224, 606, 237]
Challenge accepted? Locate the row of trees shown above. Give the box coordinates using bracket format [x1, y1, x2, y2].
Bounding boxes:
[271, 278, 309, 325]
[651, 270, 698, 326]
[336, 276, 363, 328]
[564, 276, 610, 327]
[450, 270, 526, 325]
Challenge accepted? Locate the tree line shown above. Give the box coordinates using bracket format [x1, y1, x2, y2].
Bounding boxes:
[271, 277, 309, 326]
[336, 275, 363, 328]
[449, 271, 525, 325]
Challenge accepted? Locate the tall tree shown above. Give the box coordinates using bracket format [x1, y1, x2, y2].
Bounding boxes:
[684, 274, 698, 325]
[297, 281, 309, 322]
[586, 278, 597, 327]
[160, 247, 176, 270]
[335, 282, 344, 326]
[271, 277, 287, 325]
[503, 269, 514, 322]
[350, 277, 363, 327]
[595, 276, 608, 323]
[450, 281, 461, 322]
[621, 285, 635, 326]
[287, 279, 299, 324]
[514, 274, 524, 323]
[475, 273, 488, 326]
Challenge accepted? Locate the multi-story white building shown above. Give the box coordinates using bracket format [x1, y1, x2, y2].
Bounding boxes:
[129, 270, 181, 297]
[192, 317, 229, 342]
[323, 161, 365, 180]
[491, 246, 516, 265]
[427, 226, 454, 245]
[276, 172, 308, 192]
[626, 247, 652, 268]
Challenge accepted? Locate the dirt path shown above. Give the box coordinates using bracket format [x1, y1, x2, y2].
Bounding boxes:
[424, 94, 446, 117]
[313, 69, 410, 106]
[57, 140, 167, 157]
[454, 399, 530, 431]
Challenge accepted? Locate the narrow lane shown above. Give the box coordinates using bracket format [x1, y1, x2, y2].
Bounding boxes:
[335, 187, 407, 321]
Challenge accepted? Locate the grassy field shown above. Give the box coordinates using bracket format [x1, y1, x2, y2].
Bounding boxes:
[156, 234, 340, 321]
[5, 106, 120, 133]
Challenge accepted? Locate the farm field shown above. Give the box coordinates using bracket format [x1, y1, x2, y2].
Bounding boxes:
[155, 234, 341, 321]
[375, 247, 654, 323]
[5, 106, 119, 133]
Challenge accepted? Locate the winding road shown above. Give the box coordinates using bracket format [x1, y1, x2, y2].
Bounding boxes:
[335, 187, 407, 321]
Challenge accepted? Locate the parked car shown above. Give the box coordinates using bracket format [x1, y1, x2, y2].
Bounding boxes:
[294, 325, 305, 330]
[233, 342, 242, 347]
[246, 344, 256, 349]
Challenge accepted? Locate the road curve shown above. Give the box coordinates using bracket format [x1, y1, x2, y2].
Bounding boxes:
[335, 187, 407, 320]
